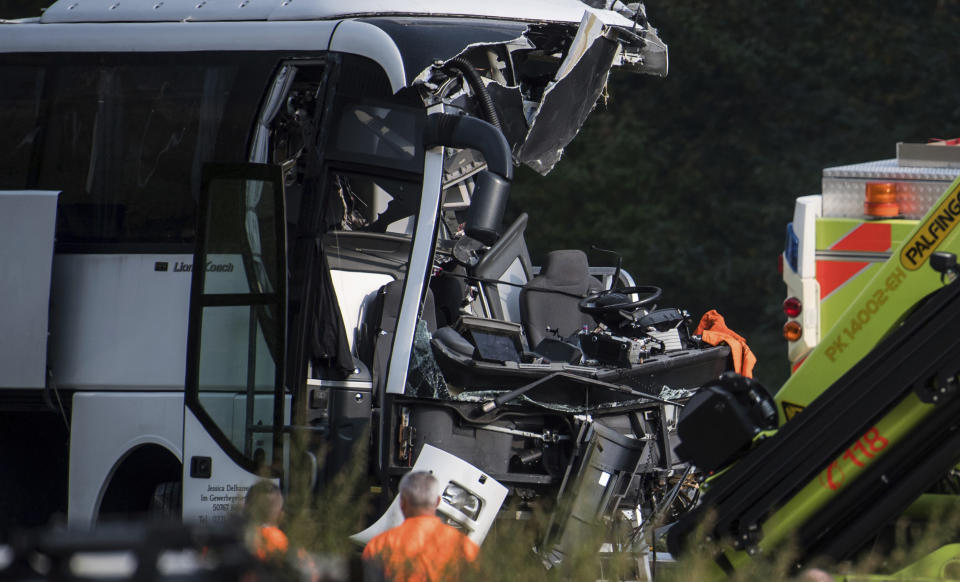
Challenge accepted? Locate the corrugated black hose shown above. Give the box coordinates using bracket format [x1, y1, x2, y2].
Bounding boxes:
[445, 56, 502, 131]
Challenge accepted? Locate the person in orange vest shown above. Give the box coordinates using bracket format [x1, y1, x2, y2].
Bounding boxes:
[244, 480, 289, 562]
[362, 471, 479, 582]
[243, 480, 324, 582]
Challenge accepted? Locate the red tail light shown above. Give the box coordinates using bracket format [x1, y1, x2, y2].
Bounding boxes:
[783, 297, 802, 318]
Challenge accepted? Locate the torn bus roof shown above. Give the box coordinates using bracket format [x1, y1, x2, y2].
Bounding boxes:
[405, 10, 663, 173]
[35, 0, 667, 77]
[28, 0, 667, 175]
[40, 0, 644, 28]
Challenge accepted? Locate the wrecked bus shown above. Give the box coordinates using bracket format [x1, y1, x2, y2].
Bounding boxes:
[0, 0, 731, 565]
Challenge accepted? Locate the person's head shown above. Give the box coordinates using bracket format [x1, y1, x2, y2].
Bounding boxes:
[798, 569, 835, 582]
[398, 471, 440, 518]
[245, 480, 284, 526]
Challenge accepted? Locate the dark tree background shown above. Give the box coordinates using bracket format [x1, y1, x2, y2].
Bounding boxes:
[3, 0, 958, 388]
[0, 0, 40, 18]
[510, 0, 960, 388]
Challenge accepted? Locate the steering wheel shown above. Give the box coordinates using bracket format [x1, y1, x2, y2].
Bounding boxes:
[578, 285, 663, 320]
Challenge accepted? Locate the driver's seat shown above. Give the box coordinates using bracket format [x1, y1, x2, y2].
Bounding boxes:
[520, 249, 603, 348]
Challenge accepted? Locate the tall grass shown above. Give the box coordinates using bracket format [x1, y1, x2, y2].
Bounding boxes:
[271, 436, 960, 581]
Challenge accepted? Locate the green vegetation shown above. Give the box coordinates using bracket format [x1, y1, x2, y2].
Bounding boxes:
[275, 445, 960, 581]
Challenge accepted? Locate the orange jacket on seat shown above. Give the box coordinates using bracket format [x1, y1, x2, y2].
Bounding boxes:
[362, 515, 479, 582]
[695, 309, 757, 378]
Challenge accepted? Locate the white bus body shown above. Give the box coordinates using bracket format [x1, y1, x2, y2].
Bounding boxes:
[2, 1, 743, 564]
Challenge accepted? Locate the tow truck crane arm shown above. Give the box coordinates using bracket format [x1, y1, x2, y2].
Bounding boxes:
[668, 173, 960, 576]
[669, 266, 960, 567]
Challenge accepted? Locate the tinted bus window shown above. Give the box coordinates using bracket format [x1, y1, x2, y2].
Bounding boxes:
[0, 54, 274, 246]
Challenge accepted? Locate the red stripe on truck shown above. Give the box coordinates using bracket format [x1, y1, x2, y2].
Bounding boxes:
[817, 260, 870, 299]
[830, 223, 891, 252]
[816, 223, 891, 299]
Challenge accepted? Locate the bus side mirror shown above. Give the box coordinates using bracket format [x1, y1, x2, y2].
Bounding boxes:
[424, 113, 513, 246]
[464, 171, 510, 245]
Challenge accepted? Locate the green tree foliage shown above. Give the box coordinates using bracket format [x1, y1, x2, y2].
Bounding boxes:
[511, 0, 960, 389]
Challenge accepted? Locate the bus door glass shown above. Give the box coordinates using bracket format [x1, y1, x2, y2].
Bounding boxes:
[291, 55, 431, 481]
[184, 162, 286, 523]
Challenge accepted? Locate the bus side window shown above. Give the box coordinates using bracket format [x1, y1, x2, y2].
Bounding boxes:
[0, 66, 45, 190]
[0, 55, 268, 247]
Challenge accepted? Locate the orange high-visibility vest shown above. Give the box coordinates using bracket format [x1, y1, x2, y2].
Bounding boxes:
[362, 515, 479, 582]
[255, 525, 289, 560]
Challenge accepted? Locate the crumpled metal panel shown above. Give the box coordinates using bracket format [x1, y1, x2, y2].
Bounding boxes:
[514, 12, 619, 174]
[411, 10, 657, 175]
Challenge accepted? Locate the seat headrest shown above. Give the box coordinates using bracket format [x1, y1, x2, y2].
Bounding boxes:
[538, 250, 590, 286]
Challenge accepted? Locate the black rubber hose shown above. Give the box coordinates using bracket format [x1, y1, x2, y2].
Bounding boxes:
[445, 56, 503, 131]
[424, 113, 513, 180]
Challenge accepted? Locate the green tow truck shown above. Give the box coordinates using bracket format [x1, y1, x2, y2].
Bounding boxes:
[667, 145, 960, 579]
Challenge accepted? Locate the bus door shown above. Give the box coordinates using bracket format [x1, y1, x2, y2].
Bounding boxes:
[183, 163, 287, 524]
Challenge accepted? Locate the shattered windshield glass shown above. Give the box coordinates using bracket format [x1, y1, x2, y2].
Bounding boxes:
[406, 320, 451, 399]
